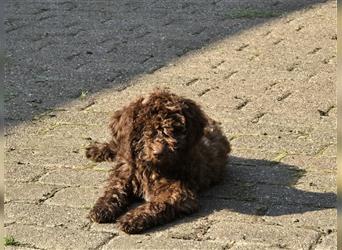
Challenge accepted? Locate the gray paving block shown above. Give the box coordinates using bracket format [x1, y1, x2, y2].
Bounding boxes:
[226, 159, 305, 186]
[205, 221, 320, 249]
[231, 135, 324, 155]
[39, 168, 108, 187]
[5, 202, 89, 229]
[5, 224, 113, 250]
[262, 206, 336, 230]
[44, 186, 101, 209]
[254, 184, 336, 208]
[5, 247, 37, 250]
[229, 242, 287, 250]
[5, 182, 60, 203]
[89, 222, 121, 234]
[5, 162, 51, 182]
[281, 155, 336, 173]
[294, 172, 336, 193]
[102, 236, 224, 250]
[315, 232, 337, 250]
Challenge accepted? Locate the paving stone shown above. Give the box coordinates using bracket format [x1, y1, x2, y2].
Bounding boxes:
[203, 182, 336, 208]
[229, 242, 287, 250]
[102, 235, 224, 250]
[44, 186, 101, 209]
[228, 153, 279, 166]
[294, 172, 336, 193]
[227, 160, 306, 186]
[310, 130, 337, 145]
[314, 232, 337, 250]
[205, 221, 320, 249]
[5, 224, 113, 250]
[262, 206, 336, 230]
[5, 162, 51, 182]
[322, 144, 337, 157]
[39, 168, 108, 187]
[5, 247, 37, 250]
[199, 198, 336, 231]
[231, 135, 324, 155]
[89, 222, 121, 234]
[5, 202, 89, 229]
[5, 182, 60, 203]
[281, 155, 336, 173]
[254, 184, 336, 208]
[200, 199, 260, 219]
[150, 215, 215, 240]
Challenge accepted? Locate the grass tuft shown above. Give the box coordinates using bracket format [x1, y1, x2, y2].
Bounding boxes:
[80, 90, 89, 100]
[4, 236, 19, 246]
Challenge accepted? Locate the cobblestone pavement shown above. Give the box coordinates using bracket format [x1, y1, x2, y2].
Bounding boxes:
[4, 0, 336, 249]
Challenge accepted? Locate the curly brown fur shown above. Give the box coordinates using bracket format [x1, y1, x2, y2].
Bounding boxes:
[86, 90, 230, 234]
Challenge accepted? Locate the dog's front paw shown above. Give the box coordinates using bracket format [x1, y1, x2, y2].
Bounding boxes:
[85, 143, 104, 162]
[88, 204, 118, 223]
[117, 213, 148, 234]
[85, 142, 116, 162]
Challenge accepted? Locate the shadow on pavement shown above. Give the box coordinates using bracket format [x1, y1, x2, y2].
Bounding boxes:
[4, 0, 329, 125]
[200, 156, 336, 215]
[147, 156, 335, 232]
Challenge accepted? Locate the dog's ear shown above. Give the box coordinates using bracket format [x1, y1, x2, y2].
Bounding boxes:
[108, 107, 133, 160]
[182, 99, 207, 146]
[109, 109, 123, 139]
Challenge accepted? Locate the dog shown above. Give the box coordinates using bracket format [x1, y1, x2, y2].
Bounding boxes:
[85, 89, 230, 234]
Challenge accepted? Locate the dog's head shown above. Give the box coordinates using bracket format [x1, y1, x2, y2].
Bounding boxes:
[109, 90, 207, 169]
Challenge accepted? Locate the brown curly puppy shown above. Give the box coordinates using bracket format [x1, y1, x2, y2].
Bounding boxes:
[86, 90, 230, 234]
